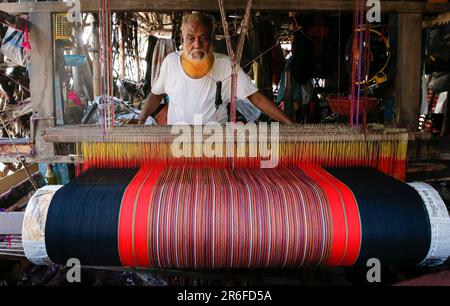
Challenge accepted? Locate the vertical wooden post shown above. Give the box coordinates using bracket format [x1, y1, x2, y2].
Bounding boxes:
[395, 13, 423, 130]
[29, 12, 55, 158]
[92, 16, 101, 99]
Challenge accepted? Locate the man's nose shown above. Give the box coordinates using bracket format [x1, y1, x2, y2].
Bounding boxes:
[193, 38, 201, 49]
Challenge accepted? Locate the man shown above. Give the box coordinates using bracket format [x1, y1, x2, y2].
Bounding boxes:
[139, 12, 292, 125]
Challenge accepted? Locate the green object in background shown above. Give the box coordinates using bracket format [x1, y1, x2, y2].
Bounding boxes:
[39, 163, 70, 185]
[45, 164, 58, 185]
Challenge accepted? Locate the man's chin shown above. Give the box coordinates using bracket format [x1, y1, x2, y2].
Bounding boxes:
[190, 55, 206, 61]
[188, 51, 209, 60]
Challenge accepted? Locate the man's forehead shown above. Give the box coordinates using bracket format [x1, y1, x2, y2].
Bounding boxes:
[183, 21, 210, 35]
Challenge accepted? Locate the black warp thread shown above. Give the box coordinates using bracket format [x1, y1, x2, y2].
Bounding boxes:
[45, 168, 138, 266]
[327, 167, 431, 266]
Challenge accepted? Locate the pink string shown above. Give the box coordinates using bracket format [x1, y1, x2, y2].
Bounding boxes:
[20, 16, 31, 51]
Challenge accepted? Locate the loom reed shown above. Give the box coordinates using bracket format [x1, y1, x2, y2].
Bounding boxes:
[43, 124, 408, 180]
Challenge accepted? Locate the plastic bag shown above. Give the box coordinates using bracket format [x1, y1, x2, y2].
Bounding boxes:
[1, 27, 27, 67]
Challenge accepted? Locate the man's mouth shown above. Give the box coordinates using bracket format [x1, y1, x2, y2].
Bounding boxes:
[189, 50, 207, 60]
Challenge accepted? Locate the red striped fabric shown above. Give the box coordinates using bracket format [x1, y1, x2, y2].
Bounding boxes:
[118, 165, 362, 268]
[302, 166, 361, 266]
[118, 164, 152, 266]
[315, 167, 361, 266]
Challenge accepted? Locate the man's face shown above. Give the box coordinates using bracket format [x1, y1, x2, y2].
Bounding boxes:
[182, 21, 212, 61]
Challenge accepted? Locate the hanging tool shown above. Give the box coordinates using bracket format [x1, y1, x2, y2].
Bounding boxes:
[217, 0, 253, 123]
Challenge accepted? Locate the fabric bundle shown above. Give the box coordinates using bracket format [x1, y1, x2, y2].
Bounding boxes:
[23, 165, 450, 268]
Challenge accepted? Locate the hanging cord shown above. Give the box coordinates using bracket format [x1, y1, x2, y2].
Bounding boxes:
[218, 0, 237, 123]
[108, 0, 115, 128]
[355, 0, 364, 127]
[0, 117, 38, 191]
[349, 0, 359, 126]
[99, 0, 106, 135]
[362, 21, 371, 129]
[218, 0, 253, 123]
[338, 8, 341, 97]
[103, 0, 109, 129]
[98, 0, 115, 131]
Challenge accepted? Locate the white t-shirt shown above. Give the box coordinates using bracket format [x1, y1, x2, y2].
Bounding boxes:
[151, 51, 259, 124]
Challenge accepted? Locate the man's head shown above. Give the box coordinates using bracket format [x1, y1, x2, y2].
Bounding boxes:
[181, 12, 215, 61]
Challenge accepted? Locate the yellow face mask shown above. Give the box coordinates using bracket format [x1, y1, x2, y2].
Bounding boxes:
[181, 50, 214, 79]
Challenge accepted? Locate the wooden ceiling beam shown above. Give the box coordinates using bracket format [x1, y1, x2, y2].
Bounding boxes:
[0, 0, 448, 14]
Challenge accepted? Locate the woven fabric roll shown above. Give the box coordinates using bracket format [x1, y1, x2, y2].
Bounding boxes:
[44, 168, 138, 266]
[327, 168, 432, 265]
[118, 166, 360, 268]
[22, 185, 63, 265]
[35, 166, 450, 268]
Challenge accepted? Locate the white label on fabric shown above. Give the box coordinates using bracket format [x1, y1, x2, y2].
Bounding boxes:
[408, 182, 450, 266]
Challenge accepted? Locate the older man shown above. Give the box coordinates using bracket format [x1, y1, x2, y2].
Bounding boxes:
[139, 12, 292, 125]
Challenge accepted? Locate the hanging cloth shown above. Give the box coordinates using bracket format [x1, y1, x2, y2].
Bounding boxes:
[143, 35, 159, 96]
[151, 38, 176, 87]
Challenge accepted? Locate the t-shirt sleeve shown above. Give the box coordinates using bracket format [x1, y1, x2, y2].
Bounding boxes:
[236, 66, 259, 99]
[150, 57, 168, 95]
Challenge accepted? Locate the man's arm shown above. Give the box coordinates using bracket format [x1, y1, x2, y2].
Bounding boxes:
[247, 91, 293, 124]
[138, 93, 165, 124]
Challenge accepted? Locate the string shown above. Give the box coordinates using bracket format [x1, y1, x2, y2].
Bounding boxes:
[99, 0, 106, 135]
[338, 9, 341, 97]
[356, 0, 364, 127]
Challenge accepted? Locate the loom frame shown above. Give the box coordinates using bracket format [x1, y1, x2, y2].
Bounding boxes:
[0, 0, 448, 164]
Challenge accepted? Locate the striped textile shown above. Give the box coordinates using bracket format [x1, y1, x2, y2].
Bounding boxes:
[45, 165, 434, 268]
[118, 165, 361, 268]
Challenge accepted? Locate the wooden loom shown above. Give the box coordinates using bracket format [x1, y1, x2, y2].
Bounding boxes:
[0, 0, 445, 166]
[0, 0, 448, 286]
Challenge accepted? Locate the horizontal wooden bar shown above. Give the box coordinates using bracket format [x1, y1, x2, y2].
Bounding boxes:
[0, 138, 31, 145]
[0, 142, 32, 155]
[42, 124, 409, 144]
[0, 0, 448, 14]
[0, 154, 80, 164]
[0, 164, 38, 195]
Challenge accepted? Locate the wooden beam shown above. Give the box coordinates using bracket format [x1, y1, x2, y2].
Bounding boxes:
[0, 143, 32, 155]
[395, 13, 423, 130]
[0, 164, 38, 195]
[0, 154, 80, 164]
[0, 0, 448, 14]
[41, 124, 409, 144]
[0, 212, 24, 235]
[29, 12, 56, 160]
[0, 138, 31, 145]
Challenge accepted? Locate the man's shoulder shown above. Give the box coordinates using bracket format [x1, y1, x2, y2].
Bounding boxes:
[162, 51, 182, 65]
[214, 52, 231, 63]
[213, 52, 233, 71]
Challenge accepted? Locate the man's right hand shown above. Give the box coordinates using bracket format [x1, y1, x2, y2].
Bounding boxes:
[139, 93, 165, 124]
